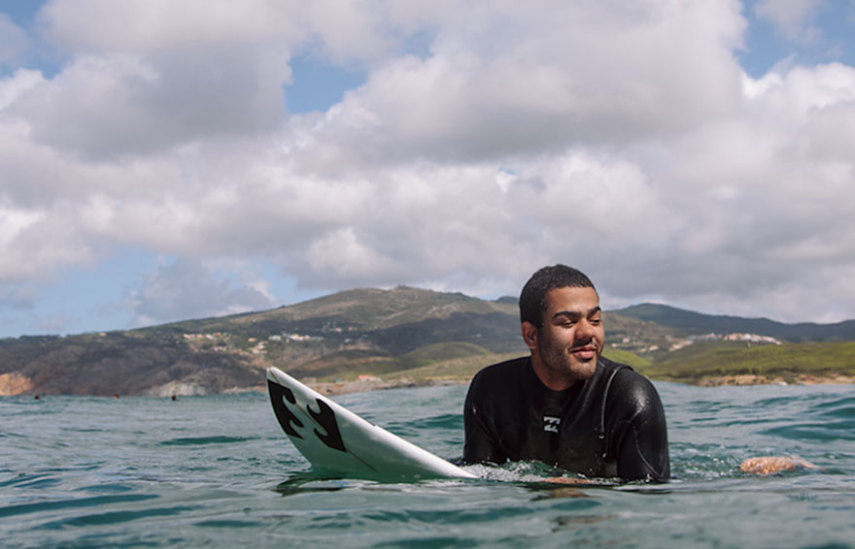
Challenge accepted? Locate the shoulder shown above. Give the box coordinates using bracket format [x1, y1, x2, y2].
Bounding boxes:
[601, 358, 663, 412]
[468, 356, 529, 392]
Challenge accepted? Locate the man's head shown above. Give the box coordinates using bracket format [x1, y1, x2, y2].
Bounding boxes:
[519, 265, 596, 326]
[519, 265, 604, 391]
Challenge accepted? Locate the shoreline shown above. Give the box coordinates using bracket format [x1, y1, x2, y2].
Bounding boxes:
[309, 373, 855, 396]
[6, 374, 852, 398]
[311, 377, 465, 396]
[691, 373, 855, 387]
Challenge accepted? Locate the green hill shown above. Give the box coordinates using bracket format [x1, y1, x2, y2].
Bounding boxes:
[0, 287, 533, 396]
[615, 303, 855, 342]
[0, 288, 852, 396]
[636, 340, 855, 384]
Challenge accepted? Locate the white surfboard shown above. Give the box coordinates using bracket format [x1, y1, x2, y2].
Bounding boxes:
[266, 367, 476, 480]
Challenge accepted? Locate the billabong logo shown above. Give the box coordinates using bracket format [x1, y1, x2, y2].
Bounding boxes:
[543, 415, 560, 433]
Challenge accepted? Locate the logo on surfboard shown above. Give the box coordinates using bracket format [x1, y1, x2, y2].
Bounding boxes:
[268, 380, 347, 452]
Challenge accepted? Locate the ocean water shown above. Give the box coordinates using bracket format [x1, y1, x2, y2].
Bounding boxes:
[1, 381, 853, 548]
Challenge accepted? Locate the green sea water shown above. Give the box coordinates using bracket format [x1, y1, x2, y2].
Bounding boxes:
[1, 381, 853, 548]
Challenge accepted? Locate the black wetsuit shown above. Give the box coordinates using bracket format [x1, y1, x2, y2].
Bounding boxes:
[463, 356, 670, 482]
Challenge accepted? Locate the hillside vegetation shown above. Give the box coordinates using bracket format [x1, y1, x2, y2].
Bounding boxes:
[0, 288, 852, 396]
[615, 303, 855, 342]
[637, 340, 855, 384]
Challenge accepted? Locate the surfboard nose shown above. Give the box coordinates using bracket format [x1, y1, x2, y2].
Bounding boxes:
[266, 366, 477, 481]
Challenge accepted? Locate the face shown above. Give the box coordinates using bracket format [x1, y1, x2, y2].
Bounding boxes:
[523, 286, 605, 390]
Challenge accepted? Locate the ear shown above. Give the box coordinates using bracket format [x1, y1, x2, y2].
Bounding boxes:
[521, 322, 539, 351]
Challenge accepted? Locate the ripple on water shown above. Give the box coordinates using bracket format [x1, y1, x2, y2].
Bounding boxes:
[159, 436, 259, 446]
[0, 494, 157, 520]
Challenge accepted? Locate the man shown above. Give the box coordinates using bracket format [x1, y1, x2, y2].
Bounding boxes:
[463, 265, 670, 482]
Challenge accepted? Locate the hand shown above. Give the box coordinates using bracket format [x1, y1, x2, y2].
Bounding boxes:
[739, 456, 817, 475]
[543, 476, 594, 485]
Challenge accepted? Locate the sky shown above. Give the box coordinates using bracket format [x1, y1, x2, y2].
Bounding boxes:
[0, 0, 854, 338]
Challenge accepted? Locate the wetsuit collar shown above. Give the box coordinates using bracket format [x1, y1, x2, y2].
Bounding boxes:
[525, 356, 590, 399]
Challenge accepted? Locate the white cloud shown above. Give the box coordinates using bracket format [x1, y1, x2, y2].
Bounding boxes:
[0, 68, 43, 110]
[0, 14, 28, 67]
[0, 0, 853, 327]
[753, 0, 825, 41]
[10, 0, 309, 158]
[38, 0, 306, 55]
[128, 258, 277, 326]
[304, 2, 745, 165]
[9, 51, 290, 158]
[0, 284, 35, 311]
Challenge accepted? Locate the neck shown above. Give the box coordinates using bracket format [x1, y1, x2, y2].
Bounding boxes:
[530, 355, 580, 392]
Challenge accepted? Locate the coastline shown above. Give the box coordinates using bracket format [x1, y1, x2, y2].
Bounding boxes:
[692, 373, 855, 387]
[308, 373, 855, 396]
[311, 377, 465, 396]
[7, 373, 852, 398]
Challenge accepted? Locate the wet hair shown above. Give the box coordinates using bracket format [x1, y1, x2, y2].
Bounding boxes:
[519, 264, 596, 326]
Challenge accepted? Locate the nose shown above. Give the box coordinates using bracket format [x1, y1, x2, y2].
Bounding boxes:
[575, 319, 595, 341]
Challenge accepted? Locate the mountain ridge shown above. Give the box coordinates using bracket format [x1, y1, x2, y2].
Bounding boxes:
[614, 303, 855, 342]
[1, 288, 852, 396]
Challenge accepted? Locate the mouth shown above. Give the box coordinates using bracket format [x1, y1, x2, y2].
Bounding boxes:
[570, 345, 598, 361]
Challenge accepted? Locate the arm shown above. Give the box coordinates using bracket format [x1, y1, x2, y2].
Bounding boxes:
[462, 378, 505, 465]
[611, 372, 670, 482]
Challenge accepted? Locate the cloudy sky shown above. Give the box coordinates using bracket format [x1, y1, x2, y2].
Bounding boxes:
[1, 0, 854, 338]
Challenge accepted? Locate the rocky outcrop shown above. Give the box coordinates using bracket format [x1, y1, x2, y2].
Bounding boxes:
[0, 372, 34, 396]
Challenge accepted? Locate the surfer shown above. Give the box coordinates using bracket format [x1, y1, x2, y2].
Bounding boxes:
[463, 265, 670, 482]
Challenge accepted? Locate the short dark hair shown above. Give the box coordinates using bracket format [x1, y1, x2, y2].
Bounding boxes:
[519, 265, 596, 326]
